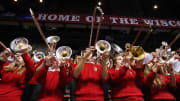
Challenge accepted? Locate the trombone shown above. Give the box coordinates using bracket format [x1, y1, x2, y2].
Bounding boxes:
[89, 6, 104, 49]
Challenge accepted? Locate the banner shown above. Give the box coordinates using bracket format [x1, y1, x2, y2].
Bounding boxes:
[36, 13, 180, 29]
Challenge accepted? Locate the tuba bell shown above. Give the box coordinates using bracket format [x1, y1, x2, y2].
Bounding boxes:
[46, 36, 60, 43]
[129, 46, 146, 60]
[56, 46, 72, 59]
[32, 51, 45, 63]
[111, 43, 123, 53]
[10, 37, 32, 52]
[95, 40, 111, 54]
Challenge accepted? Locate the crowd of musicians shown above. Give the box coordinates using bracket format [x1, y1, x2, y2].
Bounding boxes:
[0, 35, 180, 101]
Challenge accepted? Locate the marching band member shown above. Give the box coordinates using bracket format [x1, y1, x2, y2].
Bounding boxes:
[108, 53, 145, 101]
[0, 45, 35, 101]
[143, 60, 176, 101]
[35, 54, 70, 101]
[72, 47, 109, 100]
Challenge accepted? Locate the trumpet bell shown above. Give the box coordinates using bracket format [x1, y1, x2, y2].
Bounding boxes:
[46, 36, 60, 43]
[111, 43, 123, 53]
[129, 46, 145, 60]
[33, 51, 45, 62]
[95, 40, 111, 54]
[56, 46, 72, 59]
[10, 37, 31, 52]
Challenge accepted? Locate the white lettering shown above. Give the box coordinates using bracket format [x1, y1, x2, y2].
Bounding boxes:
[37, 14, 48, 20]
[86, 16, 93, 22]
[119, 18, 129, 24]
[154, 20, 161, 26]
[177, 21, 180, 27]
[48, 14, 57, 21]
[168, 21, 177, 27]
[129, 19, 138, 24]
[143, 19, 154, 25]
[160, 20, 168, 26]
[71, 15, 80, 22]
[58, 15, 70, 21]
[109, 17, 118, 24]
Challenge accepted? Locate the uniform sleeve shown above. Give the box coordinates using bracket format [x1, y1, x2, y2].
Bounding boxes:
[0, 62, 14, 82]
[71, 63, 79, 80]
[108, 66, 127, 83]
[59, 65, 70, 88]
[22, 53, 35, 82]
[35, 65, 48, 85]
[135, 64, 145, 86]
[143, 71, 156, 87]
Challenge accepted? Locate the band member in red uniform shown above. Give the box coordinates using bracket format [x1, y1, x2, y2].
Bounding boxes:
[72, 47, 109, 100]
[0, 45, 35, 101]
[143, 60, 176, 101]
[35, 54, 70, 101]
[108, 53, 145, 101]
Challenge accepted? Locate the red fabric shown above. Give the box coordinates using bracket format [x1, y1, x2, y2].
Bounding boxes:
[174, 74, 180, 100]
[37, 65, 70, 101]
[108, 66, 144, 100]
[0, 53, 35, 101]
[72, 63, 106, 101]
[28, 59, 44, 84]
[144, 74, 175, 101]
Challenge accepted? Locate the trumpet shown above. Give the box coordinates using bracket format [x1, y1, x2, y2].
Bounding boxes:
[10, 37, 32, 52]
[46, 36, 60, 53]
[56, 46, 72, 59]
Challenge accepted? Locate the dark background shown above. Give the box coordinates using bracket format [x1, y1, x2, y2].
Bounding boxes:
[0, 0, 180, 55]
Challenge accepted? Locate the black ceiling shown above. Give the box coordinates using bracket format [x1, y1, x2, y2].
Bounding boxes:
[0, 0, 180, 19]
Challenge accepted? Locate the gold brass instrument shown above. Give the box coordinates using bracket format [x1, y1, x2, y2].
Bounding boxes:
[56, 46, 72, 59]
[128, 23, 152, 60]
[129, 46, 146, 60]
[10, 37, 32, 52]
[95, 40, 111, 54]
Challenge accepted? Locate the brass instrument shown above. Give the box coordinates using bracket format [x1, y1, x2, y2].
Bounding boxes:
[32, 51, 45, 62]
[129, 46, 146, 60]
[111, 43, 123, 53]
[56, 46, 72, 59]
[89, 6, 104, 48]
[10, 37, 32, 52]
[95, 40, 111, 54]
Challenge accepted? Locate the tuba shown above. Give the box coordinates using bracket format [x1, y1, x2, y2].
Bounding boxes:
[111, 43, 123, 53]
[46, 36, 60, 43]
[56, 46, 72, 59]
[32, 51, 45, 63]
[10, 37, 32, 52]
[46, 36, 60, 53]
[95, 40, 111, 54]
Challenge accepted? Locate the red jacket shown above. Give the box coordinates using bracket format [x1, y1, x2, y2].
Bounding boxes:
[108, 66, 144, 100]
[144, 73, 175, 101]
[72, 63, 107, 101]
[0, 53, 35, 101]
[174, 74, 180, 100]
[36, 63, 70, 101]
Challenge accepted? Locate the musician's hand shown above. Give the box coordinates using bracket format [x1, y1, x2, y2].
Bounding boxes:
[136, 57, 144, 69]
[167, 62, 174, 74]
[44, 54, 54, 66]
[19, 44, 30, 54]
[83, 48, 94, 59]
[98, 51, 109, 67]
